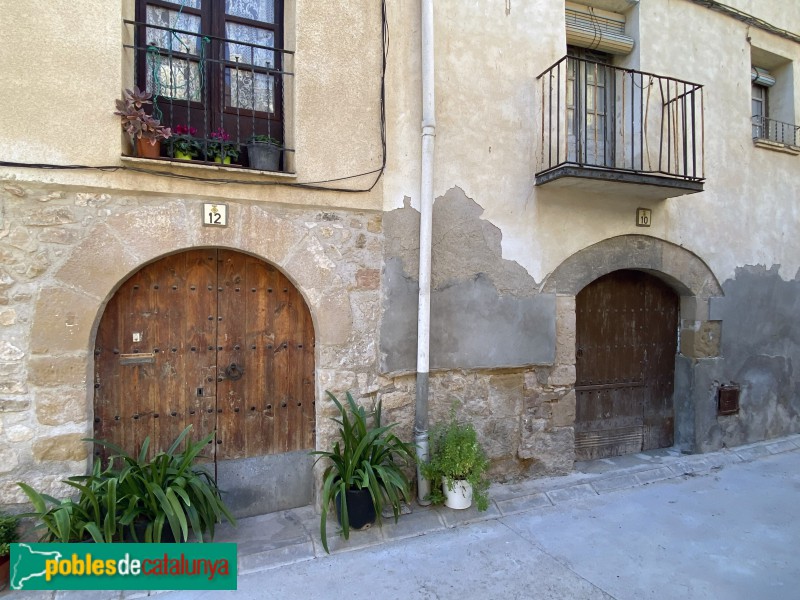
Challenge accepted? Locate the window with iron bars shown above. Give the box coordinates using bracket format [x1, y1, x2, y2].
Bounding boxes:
[132, 0, 290, 170]
[751, 64, 799, 148]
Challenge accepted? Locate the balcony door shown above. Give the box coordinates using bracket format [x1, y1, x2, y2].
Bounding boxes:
[567, 47, 614, 167]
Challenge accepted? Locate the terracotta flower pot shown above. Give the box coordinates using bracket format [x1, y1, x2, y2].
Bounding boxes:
[136, 138, 162, 159]
[0, 554, 10, 591]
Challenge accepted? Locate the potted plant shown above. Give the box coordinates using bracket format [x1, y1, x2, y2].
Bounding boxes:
[168, 124, 201, 160]
[312, 391, 415, 553]
[246, 134, 282, 171]
[422, 408, 490, 511]
[17, 426, 235, 543]
[114, 86, 171, 158]
[0, 513, 19, 591]
[206, 127, 240, 164]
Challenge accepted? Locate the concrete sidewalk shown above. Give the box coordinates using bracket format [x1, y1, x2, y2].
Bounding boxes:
[210, 434, 800, 575]
[9, 434, 800, 599]
[163, 434, 800, 600]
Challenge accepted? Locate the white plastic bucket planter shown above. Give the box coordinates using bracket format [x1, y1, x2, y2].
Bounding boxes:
[442, 477, 473, 510]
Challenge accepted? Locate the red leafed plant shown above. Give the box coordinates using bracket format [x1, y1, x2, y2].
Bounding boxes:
[114, 86, 171, 145]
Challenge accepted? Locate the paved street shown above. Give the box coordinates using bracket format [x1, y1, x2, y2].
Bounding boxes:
[164, 437, 800, 600]
[7, 436, 800, 600]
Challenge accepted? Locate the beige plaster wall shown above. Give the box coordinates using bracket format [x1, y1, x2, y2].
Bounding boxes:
[383, 0, 800, 284]
[0, 0, 385, 212]
[641, 0, 800, 282]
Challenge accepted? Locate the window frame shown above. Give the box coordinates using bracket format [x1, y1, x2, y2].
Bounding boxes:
[134, 0, 285, 148]
[752, 82, 768, 140]
[567, 46, 615, 168]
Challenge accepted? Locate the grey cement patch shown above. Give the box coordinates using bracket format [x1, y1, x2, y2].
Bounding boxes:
[429, 275, 555, 369]
[381, 188, 555, 372]
[216, 450, 314, 518]
[705, 265, 800, 448]
[380, 257, 418, 372]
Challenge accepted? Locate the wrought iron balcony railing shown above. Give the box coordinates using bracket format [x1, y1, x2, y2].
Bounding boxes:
[752, 116, 800, 147]
[123, 19, 294, 172]
[536, 56, 705, 185]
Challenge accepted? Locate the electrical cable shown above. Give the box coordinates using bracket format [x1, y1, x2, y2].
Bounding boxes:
[688, 0, 800, 45]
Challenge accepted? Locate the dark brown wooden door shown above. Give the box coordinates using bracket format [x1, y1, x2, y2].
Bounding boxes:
[575, 270, 678, 460]
[93, 249, 314, 464]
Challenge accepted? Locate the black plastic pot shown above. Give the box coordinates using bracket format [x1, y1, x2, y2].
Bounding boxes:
[334, 487, 377, 530]
[126, 519, 178, 543]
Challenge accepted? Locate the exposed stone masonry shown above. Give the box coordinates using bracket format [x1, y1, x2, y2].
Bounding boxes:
[0, 181, 384, 507]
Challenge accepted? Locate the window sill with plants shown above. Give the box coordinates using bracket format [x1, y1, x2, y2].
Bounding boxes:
[116, 87, 294, 176]
[119, 155, 297, 178]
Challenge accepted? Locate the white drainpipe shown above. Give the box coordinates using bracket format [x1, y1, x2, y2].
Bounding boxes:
[415, 0, 435, 505]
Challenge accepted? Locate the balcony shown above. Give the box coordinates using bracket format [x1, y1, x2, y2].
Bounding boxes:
[123, 19, 294, 173]
[535, 56, 705, 200]
[753, 117, 800, 155]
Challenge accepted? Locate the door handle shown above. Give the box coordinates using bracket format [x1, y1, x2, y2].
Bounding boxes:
[225, 363, 244, 381]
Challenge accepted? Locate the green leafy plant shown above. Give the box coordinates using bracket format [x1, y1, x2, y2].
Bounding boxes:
[0, 513, 19, 557]
[18, 426, 235, 543]
[168, 124, 202, 158]
[114, 86, 172, 145]
[421, 407, 490, 511]
[206, 127, 240, 161]
[311, 391, 415, 553]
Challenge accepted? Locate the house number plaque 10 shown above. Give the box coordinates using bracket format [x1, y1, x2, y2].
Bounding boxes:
[203, 203, 228, 227]
[636, 208, 652, 227]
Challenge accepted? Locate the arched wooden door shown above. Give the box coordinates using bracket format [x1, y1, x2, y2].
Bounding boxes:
[575, 270, 678, 460]
[93, 249, 315, 465]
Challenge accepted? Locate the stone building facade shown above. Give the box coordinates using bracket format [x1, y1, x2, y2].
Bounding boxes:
[1, 0, 799, 514]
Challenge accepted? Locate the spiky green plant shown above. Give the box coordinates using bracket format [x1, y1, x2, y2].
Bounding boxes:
[311, 391, 415, 553]
[18, 426, 235, 543]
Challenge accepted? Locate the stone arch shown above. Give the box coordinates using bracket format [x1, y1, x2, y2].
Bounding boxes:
[27, 200, 355, 511]
[541, 235, 724, 455]
[45, 201, 352, 351]
[542, 234, 722, 303]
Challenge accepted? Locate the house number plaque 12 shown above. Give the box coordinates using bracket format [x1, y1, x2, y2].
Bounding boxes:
[203, 203, 228, 227]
